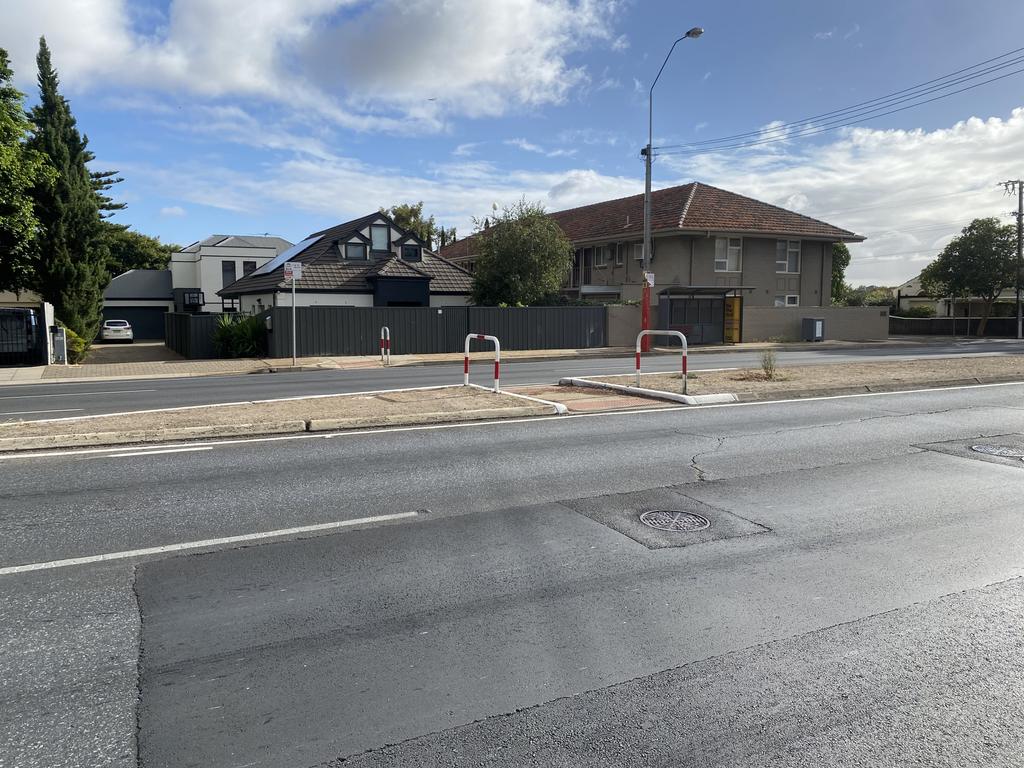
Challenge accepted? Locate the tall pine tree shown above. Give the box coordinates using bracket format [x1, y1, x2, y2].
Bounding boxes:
[0, 47, 52, 295]
[26, 37, 108, 341]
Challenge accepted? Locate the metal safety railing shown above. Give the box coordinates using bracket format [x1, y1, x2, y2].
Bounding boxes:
[464, 333, 501, 392]
[636, 330, 688, 394]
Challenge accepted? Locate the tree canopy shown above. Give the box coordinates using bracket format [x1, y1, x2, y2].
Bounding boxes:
[830, 242, 851, 304]
[380, 201, 456, 250]
[0, 47, 53, 295]
[25, 37, 110, 340]
[102, 222, 179, 276]
[919, 217, 1016, 334]
[470, 200, 572, 306]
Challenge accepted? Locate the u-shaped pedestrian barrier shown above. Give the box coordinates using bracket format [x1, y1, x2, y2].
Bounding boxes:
[464, 333, 501, 392]
[379, 326, 391, 366]
[636, 330, 688, 394]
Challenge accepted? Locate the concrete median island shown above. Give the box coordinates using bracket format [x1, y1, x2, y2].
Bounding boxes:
[568, 354, 1024, 403]
[0, 386, 561, 452]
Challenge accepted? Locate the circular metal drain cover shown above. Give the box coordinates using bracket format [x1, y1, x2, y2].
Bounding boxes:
[970, 444, 1024, 457]
[639, 510, 710, 532]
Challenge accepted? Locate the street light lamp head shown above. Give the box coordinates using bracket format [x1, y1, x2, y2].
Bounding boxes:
[685, 27, 704, 38]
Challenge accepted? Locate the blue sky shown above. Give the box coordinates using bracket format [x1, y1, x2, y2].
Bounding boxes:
[2, 0, 1023, 284]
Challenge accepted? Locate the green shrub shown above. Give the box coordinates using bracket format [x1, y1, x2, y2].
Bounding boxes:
[213, 313, 265, 358]
[58, 322, 90, 364]
[901, 305, 936, 318]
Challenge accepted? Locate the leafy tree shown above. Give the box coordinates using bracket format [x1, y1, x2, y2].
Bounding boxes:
[26, 37, 108, 341]
[101, 221, 179, 275]
[844, 285, 894, 307]
[831, 242, 851, 304]
[380, 201, 456, 250]
[919, 217, 1016, 335]
[470, 199, 572, 306]
[0, 47, 53, 294]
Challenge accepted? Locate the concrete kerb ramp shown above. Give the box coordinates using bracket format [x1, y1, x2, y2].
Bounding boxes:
[559, 376, 738, 406]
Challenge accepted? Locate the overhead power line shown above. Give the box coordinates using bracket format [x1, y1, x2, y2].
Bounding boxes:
[652, 46, 1024, 157]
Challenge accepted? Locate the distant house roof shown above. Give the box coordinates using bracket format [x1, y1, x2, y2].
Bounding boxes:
[218, 215, 472, 297]
[103, 269, 172, 300]
[179, 234, 294, 254]
[439, 182, 864, 261]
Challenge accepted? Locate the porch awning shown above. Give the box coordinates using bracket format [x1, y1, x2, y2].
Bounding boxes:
[658, 285, 758, 298]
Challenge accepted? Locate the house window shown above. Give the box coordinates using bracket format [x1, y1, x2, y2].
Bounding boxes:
[183, 290, 204, 307]
[221, 260, 236, 287]
[594, 246, 609, 268]
[774, 294, 800, 307]
[222, 298, 240, 313]
[345, 242, 368, 260]
[715, 237, 742, 272]
[401, 245, 422, 262]
[615, 244, 624, 267]
[776, 240, 800, 273]
[370, 224, 390, 252]
[243, 260, 257, 275]
[632, 243, 644, 261]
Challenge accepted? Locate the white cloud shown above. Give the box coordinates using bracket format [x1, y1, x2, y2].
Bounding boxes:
[159, 205, 187, 218]
[813, 28, 836, 40]
[844, 23, 861, 40]
[663, 108, 1024, 285]
[453, 142, 483, 157]
[611, 34, 629, 51]
[2, 0, 620, 131]
[505, 138, 579, 158]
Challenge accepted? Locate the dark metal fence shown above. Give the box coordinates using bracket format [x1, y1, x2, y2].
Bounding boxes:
[0, 308, 45, 366]
[890, 315, 1018, 337]
[265, 305, 607, 358]
[164, 313, 220, 359]
[166, 306, 608, 359]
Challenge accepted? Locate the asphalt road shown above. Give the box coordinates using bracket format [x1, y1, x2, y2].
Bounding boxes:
[4, 382, 1024, 766]
[2, 337, 1024, 420]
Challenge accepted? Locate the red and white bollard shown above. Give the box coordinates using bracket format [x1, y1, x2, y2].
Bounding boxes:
[635, 329, 688, 394]
[464, 333, 501, 392]
[379, 326, 391, 366]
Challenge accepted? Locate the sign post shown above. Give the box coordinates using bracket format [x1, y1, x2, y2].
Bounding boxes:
[284, 262, 302, 366]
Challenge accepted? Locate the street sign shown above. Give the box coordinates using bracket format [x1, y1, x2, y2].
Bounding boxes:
[644, 271, 655, 287]
[284, 262, 302, 281]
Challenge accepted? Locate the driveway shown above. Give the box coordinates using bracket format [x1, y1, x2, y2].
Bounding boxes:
[86, 342, 184, 365]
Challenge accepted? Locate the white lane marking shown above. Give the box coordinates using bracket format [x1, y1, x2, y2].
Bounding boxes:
[0, 408, 84, 416]
[0, 389, 156, 400]
[0, 511, 420, 577]
[104, 446, 214, 458]
[4, 379, 1024, 461]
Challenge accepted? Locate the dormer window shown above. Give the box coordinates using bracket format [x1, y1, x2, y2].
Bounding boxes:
[345, 242, 368, 261]
[370, 224, 390, 252]
[401, 245, 422, 262]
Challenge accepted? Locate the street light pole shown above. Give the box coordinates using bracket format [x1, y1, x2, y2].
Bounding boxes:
[642, 27, 703, 352]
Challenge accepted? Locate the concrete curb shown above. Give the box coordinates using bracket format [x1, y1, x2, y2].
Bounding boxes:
[733, 375, 1024, 402]
[559, 377, 738, 406]
[0, 400, 562, 453]
[307, 405, 551, 432]
[0, 421, 307, 452]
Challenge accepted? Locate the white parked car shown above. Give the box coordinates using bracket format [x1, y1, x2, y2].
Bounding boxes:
[100, 319, 134, 343]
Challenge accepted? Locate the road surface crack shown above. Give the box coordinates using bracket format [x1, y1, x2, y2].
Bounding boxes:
[690, 436, 726, 482]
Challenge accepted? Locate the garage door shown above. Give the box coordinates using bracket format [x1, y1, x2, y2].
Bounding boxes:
[102, 307, 168, 340]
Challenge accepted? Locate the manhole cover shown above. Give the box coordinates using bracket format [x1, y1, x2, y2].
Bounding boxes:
[638, 510, 710, 532]
[970, 444, 1024, 457]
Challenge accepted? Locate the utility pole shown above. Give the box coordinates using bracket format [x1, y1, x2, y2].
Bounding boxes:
[1003, 180, 1024, 340]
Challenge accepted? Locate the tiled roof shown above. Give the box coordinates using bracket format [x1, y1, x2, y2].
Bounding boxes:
[180, 234, 293, 253]
[103, 269, 172, 299]
[440, 182, 864, 260]
[219, 214, 473, 297]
